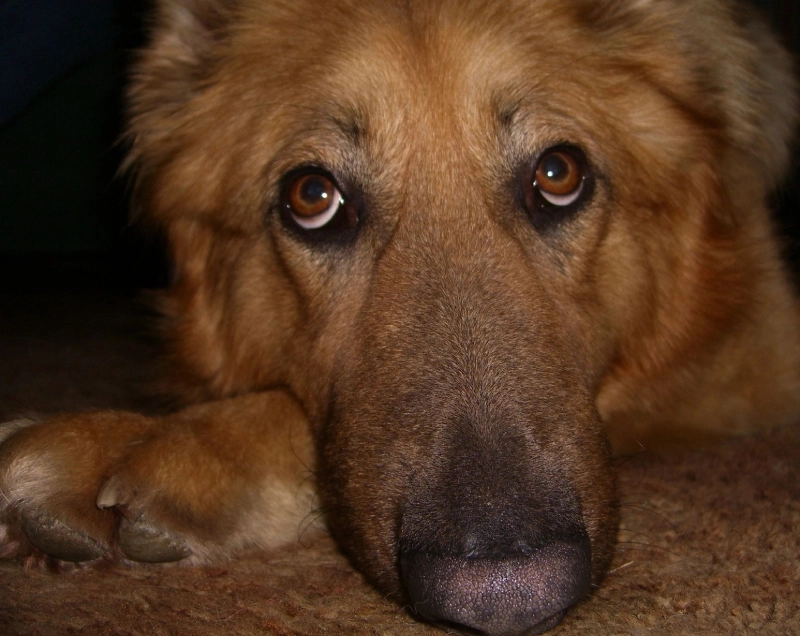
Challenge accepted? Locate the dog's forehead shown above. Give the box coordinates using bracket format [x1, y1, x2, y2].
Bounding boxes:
[166, 0, 713, 232]
[233, 0, 601, 143]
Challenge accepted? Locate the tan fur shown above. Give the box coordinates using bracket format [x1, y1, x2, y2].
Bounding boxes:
[1, 0, 798, 634]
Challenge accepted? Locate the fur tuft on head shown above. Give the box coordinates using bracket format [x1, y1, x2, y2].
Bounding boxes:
[124, 0, 238, 205]
[582, 0, 797, 192]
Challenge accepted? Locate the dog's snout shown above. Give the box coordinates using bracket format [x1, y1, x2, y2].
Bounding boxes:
[400, 537, 591, 636]
[398, 425, 593, 635]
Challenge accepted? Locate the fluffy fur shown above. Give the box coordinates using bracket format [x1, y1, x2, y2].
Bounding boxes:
[1, 1, 798, 634]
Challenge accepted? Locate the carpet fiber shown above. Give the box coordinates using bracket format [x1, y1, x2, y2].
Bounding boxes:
[1, 289, 798, 635]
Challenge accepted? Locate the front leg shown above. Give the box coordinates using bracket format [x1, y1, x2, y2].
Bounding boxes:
[0, 391, 317, 565]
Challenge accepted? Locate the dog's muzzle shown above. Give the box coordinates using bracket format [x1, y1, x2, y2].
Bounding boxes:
[396, 423, 593, 636]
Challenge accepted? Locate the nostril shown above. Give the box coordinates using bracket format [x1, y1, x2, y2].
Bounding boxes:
[401, 539, 591, 636]
[514, 539, 533, 557]
[464, 533, 479, 558]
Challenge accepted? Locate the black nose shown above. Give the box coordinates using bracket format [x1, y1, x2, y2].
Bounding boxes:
[400, 534, 591, 636]
[398, 422, 594, 636]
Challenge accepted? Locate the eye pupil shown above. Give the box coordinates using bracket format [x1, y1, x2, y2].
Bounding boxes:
[541, 154, 569, 182]
[301, 176, 328, 202]
[535, 151, 581, 197]
[291, 174, 335, 217]
[282, 169, 351, 232]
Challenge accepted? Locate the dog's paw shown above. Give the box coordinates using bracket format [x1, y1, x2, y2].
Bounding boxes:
[88, 435, 238, 565]
[0, 413, 199, 565]
[0, 417, 116, 564]
[0, 396, 318, 567]
[96, 475, 191, 563]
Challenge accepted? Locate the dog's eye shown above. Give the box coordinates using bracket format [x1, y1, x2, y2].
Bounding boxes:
[533, 149, 585, 207]
[283, 172, 345, 230]
[521, 145, 593, 232]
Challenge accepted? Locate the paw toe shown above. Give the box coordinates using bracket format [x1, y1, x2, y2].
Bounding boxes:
[118, 516, 191, 563]
[20, 511, 106, 562]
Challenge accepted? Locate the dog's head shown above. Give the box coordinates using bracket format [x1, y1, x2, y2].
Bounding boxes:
[127, 0, 796, 633]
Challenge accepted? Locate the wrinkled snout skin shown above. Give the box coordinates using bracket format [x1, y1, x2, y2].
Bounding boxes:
[315, 223, 617, 633]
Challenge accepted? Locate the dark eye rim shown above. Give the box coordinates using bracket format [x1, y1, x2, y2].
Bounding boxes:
[277, 166, 361, 243]
[520, 144, 595, 228]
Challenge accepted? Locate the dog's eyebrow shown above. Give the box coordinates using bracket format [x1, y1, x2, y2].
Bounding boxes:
[495, 102, 521, 132]
[328, 108, 368, 147]
[491, 94, 522, 135]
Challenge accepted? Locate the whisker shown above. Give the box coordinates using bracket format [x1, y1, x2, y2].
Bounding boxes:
[619, 502, 677, 528]
[607, 560, 635, 575]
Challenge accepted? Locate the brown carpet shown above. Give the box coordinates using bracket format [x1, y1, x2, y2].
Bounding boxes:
[0, 289, 798, 635]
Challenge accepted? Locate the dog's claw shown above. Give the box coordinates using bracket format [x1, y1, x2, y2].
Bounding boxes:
[97, 475, 191, 562]
[20, 511, 105, 562]
[118, 516, 191, 563]
[96, 475, 125, 509]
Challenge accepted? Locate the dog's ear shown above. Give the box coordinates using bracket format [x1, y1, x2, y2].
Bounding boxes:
[586, 0, 797, 191]
[127, 0, 235, 118]
[720, 13, 798, 191]
[124, 0, 239, 217]
[685, 4, 797, 192]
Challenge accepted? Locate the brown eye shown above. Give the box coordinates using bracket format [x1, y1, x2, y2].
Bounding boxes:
[534, 149, 584, 206]
[285, 172, 344, 229]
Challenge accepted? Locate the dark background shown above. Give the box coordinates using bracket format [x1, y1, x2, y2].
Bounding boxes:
[0, 0, 798, 291]
[0, 0, 156, 289]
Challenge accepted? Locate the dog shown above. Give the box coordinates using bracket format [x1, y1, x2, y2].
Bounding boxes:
[1, 0, 799, 634]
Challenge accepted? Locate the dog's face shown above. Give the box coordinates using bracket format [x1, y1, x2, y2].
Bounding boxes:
[128, 0, 793, 632]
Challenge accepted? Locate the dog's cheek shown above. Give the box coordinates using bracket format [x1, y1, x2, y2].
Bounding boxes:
[158, 218, 309, 400]
[557, 418, 619, 582]
[316, 416, 414, 594]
